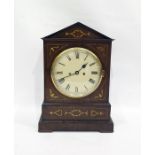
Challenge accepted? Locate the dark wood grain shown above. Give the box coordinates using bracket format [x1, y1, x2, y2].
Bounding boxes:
[39, 117, 113, 132]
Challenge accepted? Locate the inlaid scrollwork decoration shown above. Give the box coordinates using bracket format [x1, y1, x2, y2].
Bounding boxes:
[50, 109, 63, 117]
[65, 109, 88, 117]
[49, 109, 105, 118]
[49, 46, 59, 55]
[90, 110, 104, 117]
[95, 90, 104, 99]
[49, 89, 59, 99]
[48, 44, 68, 56]
[65, 29, 90, 38]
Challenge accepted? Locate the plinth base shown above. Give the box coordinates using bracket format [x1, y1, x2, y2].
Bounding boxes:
[38, 117, 114, 132]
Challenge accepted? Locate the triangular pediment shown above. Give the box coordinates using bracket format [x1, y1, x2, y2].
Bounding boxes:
[42, 22, 113, 40]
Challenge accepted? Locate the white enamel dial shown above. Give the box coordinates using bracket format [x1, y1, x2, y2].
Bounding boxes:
[51, 47, 103, 98]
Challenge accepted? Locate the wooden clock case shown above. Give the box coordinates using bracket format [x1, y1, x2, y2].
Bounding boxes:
[38, 22, 114, 132]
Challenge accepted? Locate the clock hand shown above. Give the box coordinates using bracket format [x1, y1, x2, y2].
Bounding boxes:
[58, 63, 88, 82]
[58, 72, 76, 82]
[81, 63, 88, 69]
[75, 63, 88, 75]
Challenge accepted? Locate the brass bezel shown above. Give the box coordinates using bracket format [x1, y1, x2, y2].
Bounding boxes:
[50, 47, 104, 98]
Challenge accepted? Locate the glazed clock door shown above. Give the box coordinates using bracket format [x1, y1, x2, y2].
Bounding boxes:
[51, 47, 103, 98]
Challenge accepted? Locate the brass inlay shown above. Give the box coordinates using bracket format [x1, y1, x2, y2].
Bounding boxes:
[49, 89, 59, 98]
[65, 29, 90, 38]
[49, 109, 104, 117]
[102, 70, 105, 77]
[48, 44, 68, 55]
[90, 110, 104, 117]
[95, 90, 104, 99]
[65, 109, 88, 117]
[50, 109, 63, 116]
[49, 46, 59, 55]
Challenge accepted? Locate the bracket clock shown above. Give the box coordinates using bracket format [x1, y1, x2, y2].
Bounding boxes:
[38, 22, 114, 132]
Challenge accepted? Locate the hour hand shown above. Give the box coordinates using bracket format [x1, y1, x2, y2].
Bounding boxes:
[82, 63, 88, 69]
[76, 63, 88, 73]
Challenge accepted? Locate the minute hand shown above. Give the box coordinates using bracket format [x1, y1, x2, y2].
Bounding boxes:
[59, 73, 75, 80]
[58, 63, 88, 82]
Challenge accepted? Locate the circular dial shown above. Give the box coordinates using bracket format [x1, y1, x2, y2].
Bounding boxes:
[51, 47, 103, 98]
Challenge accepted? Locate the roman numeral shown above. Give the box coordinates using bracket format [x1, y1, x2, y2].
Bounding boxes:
[75, 51, 79, 59]
[84, 54, 88, 61]
[89, 78, 95, 84]
[89, 62, 96, 66]
[75, 87, 78, 93]
[56, 71, 63, 74]
[58, 78, 65, 84]
[65, 84, 70, 90]
[91, 71, 98, 75]
[84, 85, 88, 91]
[66, 55, 71, 61]
[58, 62, 65, 66]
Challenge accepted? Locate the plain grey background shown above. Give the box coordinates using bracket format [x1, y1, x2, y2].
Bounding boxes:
[15, 0, 140, 155]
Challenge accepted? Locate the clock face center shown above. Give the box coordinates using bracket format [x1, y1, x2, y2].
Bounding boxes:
[51, 47, 103, 98]
[75, 71, 79, 75]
